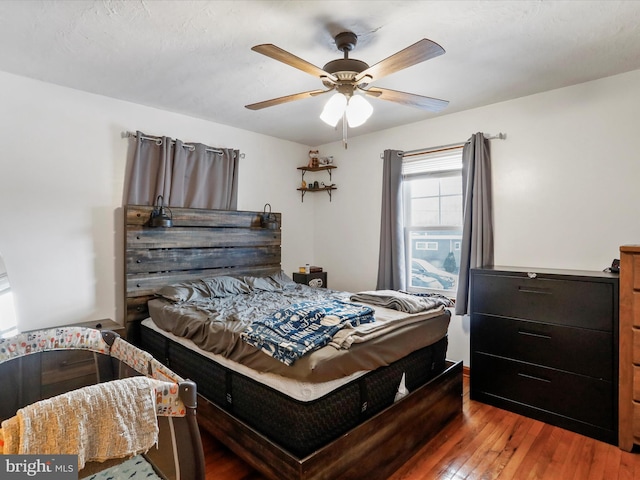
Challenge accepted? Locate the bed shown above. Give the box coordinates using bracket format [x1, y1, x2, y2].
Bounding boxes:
[0, 326, 205, 480]
[125, 205, 462, 480]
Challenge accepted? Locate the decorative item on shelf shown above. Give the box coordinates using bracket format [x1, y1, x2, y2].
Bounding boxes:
[301, 180, 307, 189]
[319, 156, 334, 165]
[313, 181, 319, 189]
[149, 195, 173, 227]
[260, 203, 279, 229]
[308, 150, 319, 168]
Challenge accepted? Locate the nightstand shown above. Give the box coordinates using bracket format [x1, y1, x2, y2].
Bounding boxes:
[40, 319, 124, 399]
[293, 272, 328, 288]
[67, 318, 125, 336]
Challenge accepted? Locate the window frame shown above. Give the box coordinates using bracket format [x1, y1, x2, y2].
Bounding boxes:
[402, 149, 463, 298]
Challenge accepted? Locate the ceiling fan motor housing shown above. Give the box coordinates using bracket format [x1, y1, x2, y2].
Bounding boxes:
[322, 32, 370, 91]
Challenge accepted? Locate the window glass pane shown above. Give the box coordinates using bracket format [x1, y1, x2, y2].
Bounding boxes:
[410, 198, 439, 226]
[408, 177, 440, 197]
[440, 176, 462, 195]
[408, 229, 462, 294]
[441, 196, 463, 226]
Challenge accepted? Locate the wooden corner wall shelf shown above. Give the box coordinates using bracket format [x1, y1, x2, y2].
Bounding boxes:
[297, 165, 337, 202]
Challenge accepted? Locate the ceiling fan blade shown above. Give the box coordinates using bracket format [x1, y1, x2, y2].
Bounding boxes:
[355, 39, 445, 85]
[362, 87, 449, 112]
[245, 89, 332, 110]
[252, 44, 337, 82]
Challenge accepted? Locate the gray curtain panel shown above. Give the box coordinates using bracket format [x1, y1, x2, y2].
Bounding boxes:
[126, 131, 239, 209]
[455, 133, 494, 315]
[376, 149, 406, 290]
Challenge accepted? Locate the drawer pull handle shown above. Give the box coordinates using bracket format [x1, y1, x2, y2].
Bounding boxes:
[518, 372, 551, 383]
[518, 286, 552, 295]
[518, 329, 551, 339]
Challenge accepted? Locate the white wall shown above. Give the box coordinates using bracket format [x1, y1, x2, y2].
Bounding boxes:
[0, 70, 315, 332]
[315, 69, 640, 366]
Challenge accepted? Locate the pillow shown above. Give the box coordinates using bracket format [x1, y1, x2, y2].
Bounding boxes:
[157, 275, 251, 302]
[270, 270, 297, 289]
[157, 279, 212, 302]
[243, 271, 297, 292]
[157, 271, 295, 302]
[202, 276, 251, 297]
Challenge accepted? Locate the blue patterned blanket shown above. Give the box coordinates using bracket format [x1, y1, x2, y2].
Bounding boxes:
[241, 300, 374, 365]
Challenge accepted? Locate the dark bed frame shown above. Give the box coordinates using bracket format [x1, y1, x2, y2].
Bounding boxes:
[124, 205, 462, 480]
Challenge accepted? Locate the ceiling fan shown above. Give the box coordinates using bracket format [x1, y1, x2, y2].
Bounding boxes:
[245, 31, 449, 133]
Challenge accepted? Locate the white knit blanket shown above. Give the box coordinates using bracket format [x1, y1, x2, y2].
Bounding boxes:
[1, 376, 158, 469]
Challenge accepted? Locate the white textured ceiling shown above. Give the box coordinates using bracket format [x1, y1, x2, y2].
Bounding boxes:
[0, 0, 639, 146]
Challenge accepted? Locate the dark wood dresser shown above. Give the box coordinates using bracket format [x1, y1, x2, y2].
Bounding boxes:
[470, 266, 619, 444]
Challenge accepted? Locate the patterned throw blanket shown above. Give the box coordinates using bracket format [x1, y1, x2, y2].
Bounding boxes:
[241, 300, 374, 365]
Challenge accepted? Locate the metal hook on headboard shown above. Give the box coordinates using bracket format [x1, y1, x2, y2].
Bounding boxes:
[261, 203, 278, 229]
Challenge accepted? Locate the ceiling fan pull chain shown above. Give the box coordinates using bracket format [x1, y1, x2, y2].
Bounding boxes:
[342, 113, 348, 150]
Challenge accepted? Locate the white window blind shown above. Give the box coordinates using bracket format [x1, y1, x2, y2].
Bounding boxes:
[402, 147, 463, 177]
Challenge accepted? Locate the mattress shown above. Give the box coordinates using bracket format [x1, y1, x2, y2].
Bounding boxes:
[148, 283, 451, 382]
[140, 319, 449, 458]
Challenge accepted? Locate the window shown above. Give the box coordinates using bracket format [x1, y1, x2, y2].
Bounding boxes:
[402, 147, 463, 297]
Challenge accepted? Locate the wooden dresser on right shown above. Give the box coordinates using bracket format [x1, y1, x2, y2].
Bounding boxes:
[619, 245, 640, 450]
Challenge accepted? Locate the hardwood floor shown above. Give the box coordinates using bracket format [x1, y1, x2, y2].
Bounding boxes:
[201, 375, 640, 479]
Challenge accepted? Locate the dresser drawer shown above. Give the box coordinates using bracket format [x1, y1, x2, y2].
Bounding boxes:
[471, 273, 613, 331]
[631, 365, 640, 400]
[472, 314, 613, 380]
[633, 401, 640, 441]
[472, 353, 614, 430]
[633, 291, 640, 328]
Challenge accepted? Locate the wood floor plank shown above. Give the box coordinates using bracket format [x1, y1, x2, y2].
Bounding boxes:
[538, 427, 577, 479]
[618, 448, 637, 480]
[494, 419, 545, 480]
[588, 439, 613, 480]
[602, 446, 622, 480]
[452, 410, 521, 479]
[201, 375, 640, 480]
[388, 389, 494, 479]
[422, 403, 505, 478]
[574, 438, 600, 480]
[475, 414, 537, 480]
[510, 422, 556, 479]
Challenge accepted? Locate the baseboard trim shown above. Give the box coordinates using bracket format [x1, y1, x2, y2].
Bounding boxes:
[463, 365, 470, 377]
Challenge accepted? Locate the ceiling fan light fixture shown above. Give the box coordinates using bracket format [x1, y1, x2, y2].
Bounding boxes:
[320, 93, 347, 127]
[346, 95, 373, 128]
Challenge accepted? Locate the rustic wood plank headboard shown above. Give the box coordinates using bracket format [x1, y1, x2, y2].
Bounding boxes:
[124, 205, 282, 340]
